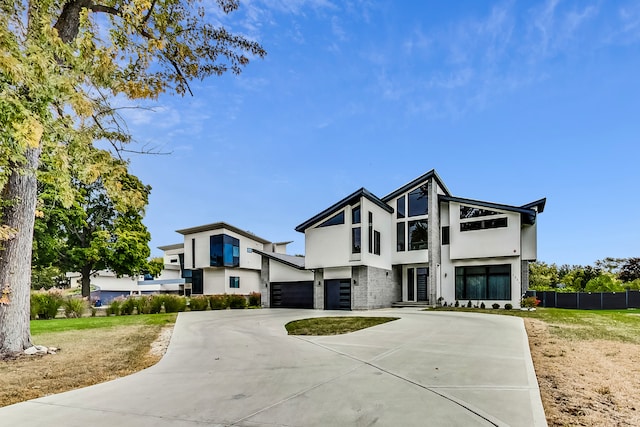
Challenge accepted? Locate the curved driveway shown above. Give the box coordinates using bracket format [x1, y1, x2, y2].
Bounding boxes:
[0, 309, 546, 426]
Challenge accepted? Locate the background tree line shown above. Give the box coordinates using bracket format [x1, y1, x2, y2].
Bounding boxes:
[529, 257, 640, 293]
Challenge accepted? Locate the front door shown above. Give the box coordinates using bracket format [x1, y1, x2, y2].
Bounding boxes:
[407, 267, 429, 302]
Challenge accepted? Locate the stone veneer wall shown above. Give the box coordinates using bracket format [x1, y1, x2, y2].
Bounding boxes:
[351, 265, 401, 310]
[521, 260, 530, 296]
[260, 256, 270, 307]
[313, 269, 324, 309]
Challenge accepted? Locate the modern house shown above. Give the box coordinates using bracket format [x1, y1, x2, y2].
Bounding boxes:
[158, 169, 545, 310]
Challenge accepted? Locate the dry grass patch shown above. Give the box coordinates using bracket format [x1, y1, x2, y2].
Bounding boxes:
[0, 316, 175, 408]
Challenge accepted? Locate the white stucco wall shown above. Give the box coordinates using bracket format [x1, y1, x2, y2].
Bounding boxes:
[521, 223, 537, 261]
[202, 268, 261, 295]
[269, 261, 313, 282]
[304, 208, 351, 269]
[324, 267, 352, 280]
[357, 198, 393, 270]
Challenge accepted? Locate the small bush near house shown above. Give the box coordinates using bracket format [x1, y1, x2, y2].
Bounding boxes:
[120, 297, 137, 315]
[492, 303, 500, 309]
[107, 297, 124, 316]
[209, 294, 229, 310]
[466, 300, 472, 308]
[504, 303, 513, 310]
[149, 295, 164, 314]
[248, 292, 261, 307]
[163, 295, 187, 313]
[189, 295, 209, 311]
[31, 288, 65, 320]
[454, 300, 459, 307]
[521, 296, 540, 308]
[63, 297, 87, 318]
[480, 302, 485, 309]
[227, 294, 247, 309]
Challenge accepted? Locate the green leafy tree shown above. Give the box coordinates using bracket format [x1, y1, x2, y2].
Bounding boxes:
[584, 273, 624, 293]
[528, 262, 559, 290]
[145, 257, 164, 278]
[560, 265, 602, 292]
[0, 0, 265, 354]
[619, 258, 640, 283]
[34, 173, 152, 297]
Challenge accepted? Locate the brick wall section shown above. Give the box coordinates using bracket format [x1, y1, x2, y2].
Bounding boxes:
[351, 265, 401, 310]
[521, 260, 530, 296]
[313, 269, 324, 309]
[260, 256, 270, 307]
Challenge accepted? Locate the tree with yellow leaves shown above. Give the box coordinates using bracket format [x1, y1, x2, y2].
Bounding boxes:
[0, 0, 265, 354]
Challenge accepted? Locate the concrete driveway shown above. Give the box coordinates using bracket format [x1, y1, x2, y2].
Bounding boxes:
[0, 309, 546, 426]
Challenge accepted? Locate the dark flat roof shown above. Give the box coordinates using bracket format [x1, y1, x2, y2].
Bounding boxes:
[440, 195, 544, 225]
[175, 222, 271, 244]
[295, 187, 393, 233]
[251, 249, 306, 270]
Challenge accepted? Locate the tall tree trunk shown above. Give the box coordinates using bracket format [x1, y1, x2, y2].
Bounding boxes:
[81, 264, 91, 298]
[0, 146, 42, 354]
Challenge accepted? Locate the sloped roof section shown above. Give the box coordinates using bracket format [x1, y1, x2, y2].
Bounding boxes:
[175, 222, 271, 244]
[251, 249, 306, 270]
[440, 195, 542, 225]
[520, 198, 546, 213]
[381, 169, 451, 202]
[295, 187, 393, 233]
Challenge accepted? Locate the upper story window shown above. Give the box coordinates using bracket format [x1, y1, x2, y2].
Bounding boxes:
[210, 234, 240, 267]
[460, 217, 507, 232]
[460, 205, 501, 219]
[397, 196, 405, 218]
[352, 205, 361, 224]
[318, 211, 345, 227]
[409, 220, 428, 250]
[352, 227, 361, 254]
[408, 186, 428, 217]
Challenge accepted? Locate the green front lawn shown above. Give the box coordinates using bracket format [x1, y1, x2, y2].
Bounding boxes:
[30, 313, 178, 336]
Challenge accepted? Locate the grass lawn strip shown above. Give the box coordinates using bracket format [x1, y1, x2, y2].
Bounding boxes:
[285, 316, 399, 335]
[0, 314, 176, 408]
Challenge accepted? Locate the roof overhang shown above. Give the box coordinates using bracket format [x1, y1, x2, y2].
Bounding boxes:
[382, 169, 451, 202]
[251, 249, 306, 270]
[175, 222, 271, 244]
[440, 195, 543, 225]
[157, 243, 184, 251]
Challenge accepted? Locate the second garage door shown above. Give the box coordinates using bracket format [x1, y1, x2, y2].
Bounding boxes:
[270, 281, 314, 308]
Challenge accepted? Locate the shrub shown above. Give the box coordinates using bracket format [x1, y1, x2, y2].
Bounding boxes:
[136, 295, 153, 314]
[521, 296, 540, 308]
[504, 303, 513, 310]
[63, 297, 87, 318]
[189, 295, 209, 311]
[454, 300, 459, 308]
[492, 303, 500, 309]
[120, 297, 137, 315]
[248, 292, 261, 307]
[466, 300, 472, 308]
[227, 294, 247, 309]
[31, 288, 65, 319]
[209, 294, 229, 310]
[163, 295, 187, 313]
[480, 302, 485, 309]
[107, 296, 124, 316]
[149, 294, 164, 314]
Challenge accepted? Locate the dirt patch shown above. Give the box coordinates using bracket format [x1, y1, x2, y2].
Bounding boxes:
[0, 324, 168, 408]
[525, 319, 640, 426]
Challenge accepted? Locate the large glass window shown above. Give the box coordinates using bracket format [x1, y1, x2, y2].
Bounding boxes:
[397, 196, 405, 218]
[319, 211, 345, 227]
[374, 231, 381, 255]
[368, 212, 373, 253]
[210, 234, 240, 267]
[408, 186, 428, 217]
[455, 265, 511, 300]
[460, 217, 507, 232]
[352, 205, 361, 224]
[408, 220, 428, 250]
[460, 205, 501, 219]
[352, 227, 361, 254]
[396, 222, 405, 251]
[442, 226, 450, 245]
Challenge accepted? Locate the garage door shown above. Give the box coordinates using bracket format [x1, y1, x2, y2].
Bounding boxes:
[325, 279, 351, 310]
[270, 281, 314, 308]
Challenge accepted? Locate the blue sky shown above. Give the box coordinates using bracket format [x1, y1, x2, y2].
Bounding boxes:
[123, 0, 640, 266]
